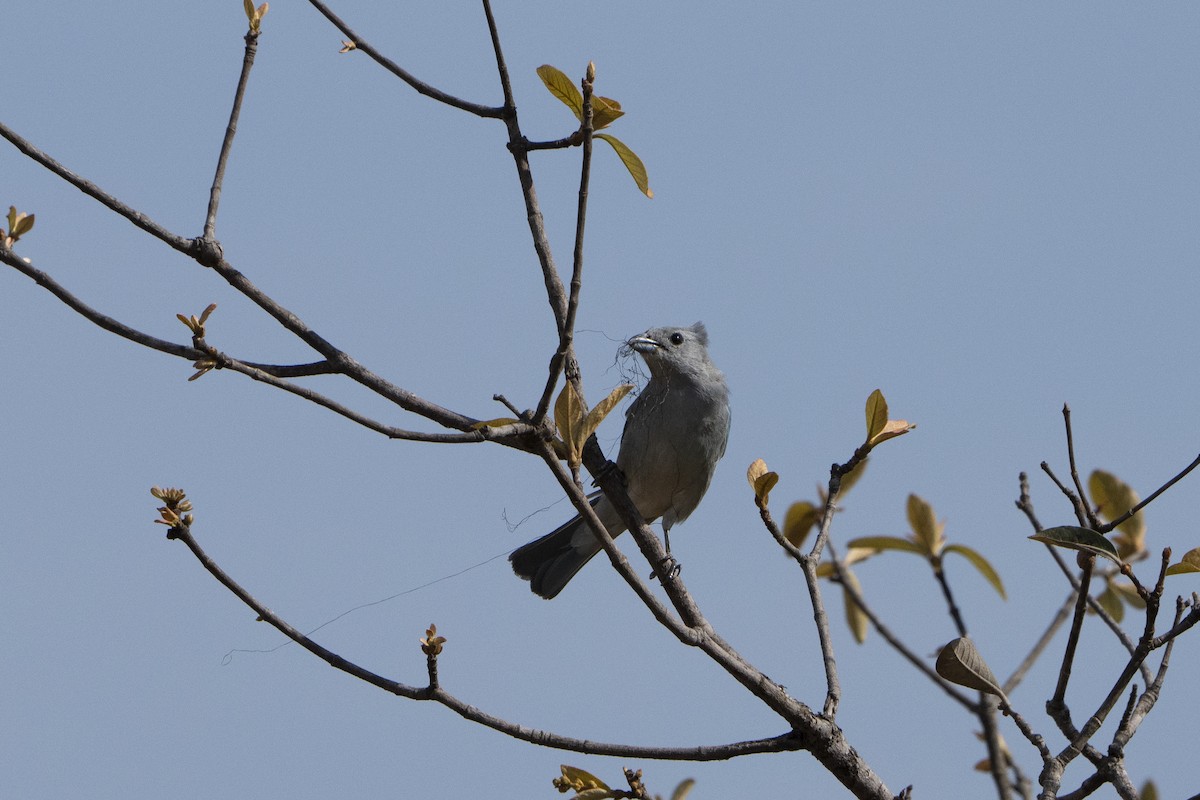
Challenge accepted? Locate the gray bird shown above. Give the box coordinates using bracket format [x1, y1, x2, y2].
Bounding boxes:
[510, 322, 731, 599]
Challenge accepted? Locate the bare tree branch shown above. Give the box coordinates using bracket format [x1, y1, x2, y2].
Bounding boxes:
[164, 520, 803, 761]
[305, 0, 505, 119]
[1097, 452, 1200, 534]
[205, 28, 260, 240]
[0, 120, 193, 252]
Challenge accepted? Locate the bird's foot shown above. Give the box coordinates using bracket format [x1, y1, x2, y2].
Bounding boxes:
[649, 556, 682, 584]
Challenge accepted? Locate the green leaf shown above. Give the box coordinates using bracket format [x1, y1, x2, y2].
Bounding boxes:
[935, 637, 1008, 702]
[865, 389, 888, 442]
[591, 95, 625, 130]
[846, 535, 924, 555]
[559, 765, 609, 791]
[1089, 469, 1145, 558]
[783, 501, 820, 549]
[536, 64, 583, 121]
[745, 459, 778, 508]
[1166, 546, 1200, 576]
[595, 134, 652, 198]
[944, 544, 1006, 600]
[1095, 583, 1124, 622]
[838, 457, 868, 496]
[579, 384, 632, 447]
[842, 570, 869, 644]
[906, 494, 943, 556]
[1110, 579, 1146, 608]
[1029, 525, 1122, 565]
[469, 417, 521, 430]
[554, 382, 587, 467]
[576, 790, 616, 800]
[12, 212, 34, 237]
[670, 778, 696, 800]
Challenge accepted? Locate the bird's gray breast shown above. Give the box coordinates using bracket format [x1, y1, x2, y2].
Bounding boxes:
[616, 375, 730, 524]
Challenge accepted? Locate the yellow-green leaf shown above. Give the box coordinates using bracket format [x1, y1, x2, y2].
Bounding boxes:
[536, 64, 583, 121]
[12, 212, 35, 237]
[1110, 579, 1146, 608]
[935, 637, 1007, 702]
[838, 457, 868, 495]
[576, 790, 616, 800]
[842, 570, 869, 644]
[865, 389, 888, 441]
[595, 134, 652, 198]
[846, 535, 923, 555]
[470, 417, 521, 430]
[1030, 525, 1122, 565]
[1166, 546, 1200, 576]
[559, 765, 609, 791]
[1095, 583, 1124, 623]
[868, 418, 915, 446]
[906, 494, 944, 556]
[579, 384, 632, 446]
[1089, 469, 1145, 558]
[591, 95, 625, 130]
[746, 459, 778, 508]
[944, 544, 1006, 600]
[670, 778, 696, 800]
[817, 547, 879, 578]
[843, 546, 881, 567]
[783, 501, 820, 548]
[554, 382, 588, 466]
[746, 458, 769, 490]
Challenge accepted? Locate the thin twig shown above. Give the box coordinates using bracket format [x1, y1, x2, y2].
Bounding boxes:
[480, 0, 570, 345]
[164, 522, 803, 761]
[1062, 404, 1099, 528]
[1050, 554, 1094, 709]
[1098, 452, 1200, 533]
[305, 0, 504, 118]
[0, 121, 193, 252]
[5, 249, 334, 377]
[214, 350, 510, 443]
[533, 66, 595, 422]
[205, 29, 260, 240]
[758, 506, 840, 717]
[1041, 461, 1088, 527]
[519, 134, 583, 151]
[828, 544, 976, 712]
[2, 248, 195, 359]
[931, 561, 969, 639]
[563, 64, 594, 363]
[3, 119, 482, 432]
[1019, 472, 1154, 685]
[931, 559, 1008, 798]
[1003, 592, 1073, 694]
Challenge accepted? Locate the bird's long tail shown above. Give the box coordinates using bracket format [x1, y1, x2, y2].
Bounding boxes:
[509, 495, 606, 599]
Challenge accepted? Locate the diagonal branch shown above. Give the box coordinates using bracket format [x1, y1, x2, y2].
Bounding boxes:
[204, 28, 261, 240]
[164, 521, 802, 761]
[305, 0, 505, 119]
[0, 120, 193, 253]
[210, 347, 513, 444]
[535, 65, 595, 422]
[1097, 452, 1200, 534]
[757, 501, 840, 717]
[2, 247, 195, 360]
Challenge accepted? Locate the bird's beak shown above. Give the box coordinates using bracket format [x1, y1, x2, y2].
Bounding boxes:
[627, 334, 661, 354]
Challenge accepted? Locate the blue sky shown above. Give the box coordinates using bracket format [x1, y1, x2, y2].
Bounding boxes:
[3, 3, 1199, 798]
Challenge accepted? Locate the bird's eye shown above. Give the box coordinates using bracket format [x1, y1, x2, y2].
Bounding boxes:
[669, 332, 685, 345]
